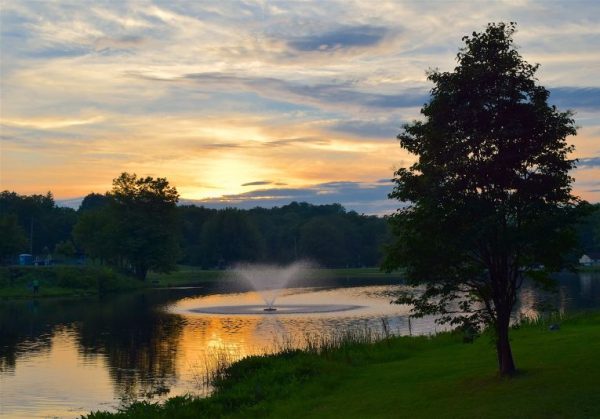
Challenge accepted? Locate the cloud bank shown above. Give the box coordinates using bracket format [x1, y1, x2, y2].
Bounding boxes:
[2, 0, 599, 204]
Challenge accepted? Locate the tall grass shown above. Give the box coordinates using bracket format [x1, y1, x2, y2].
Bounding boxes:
[187, 317, 397, 396]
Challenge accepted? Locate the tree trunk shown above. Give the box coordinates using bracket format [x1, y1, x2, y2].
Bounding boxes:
[496, 311, 516, 376]
[136, 265, 148, 281]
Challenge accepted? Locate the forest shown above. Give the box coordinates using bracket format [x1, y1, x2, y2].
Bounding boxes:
[1, 178, 599, 275]
[0, 188, 391, 270]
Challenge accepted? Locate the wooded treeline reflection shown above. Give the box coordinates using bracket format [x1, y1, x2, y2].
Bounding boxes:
[0, 288, 204, 399]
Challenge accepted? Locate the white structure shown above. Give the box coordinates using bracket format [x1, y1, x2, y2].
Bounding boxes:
[579, 253, 600, 266]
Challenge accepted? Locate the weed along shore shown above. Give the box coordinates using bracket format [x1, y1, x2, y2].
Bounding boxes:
[85, 311, 600, 419]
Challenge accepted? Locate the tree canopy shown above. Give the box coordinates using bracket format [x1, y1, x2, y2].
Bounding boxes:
[0, 190, 77, 260]
[383, 22, 584, 375]
[75, 173, 181, 280]
[178, 201, 389, 268]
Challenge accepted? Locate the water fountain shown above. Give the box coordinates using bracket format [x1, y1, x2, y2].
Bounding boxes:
[187, 261, 363, 315]
[233, 261, 308, 311]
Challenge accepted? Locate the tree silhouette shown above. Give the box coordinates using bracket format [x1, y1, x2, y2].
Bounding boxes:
[384, 23, 583, 375]
[75, 173, 181, 280]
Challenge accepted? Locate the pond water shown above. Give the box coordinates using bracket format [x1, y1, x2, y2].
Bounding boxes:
[1, 273, 599, 418]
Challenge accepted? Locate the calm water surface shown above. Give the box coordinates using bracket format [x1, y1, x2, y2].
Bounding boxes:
[1, 273, 599, 418]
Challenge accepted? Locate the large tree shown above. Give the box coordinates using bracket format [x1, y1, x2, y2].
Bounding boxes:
[110, 173, 181, 280]
[384, 23, 583, 376]
[75, 173, 181, 280]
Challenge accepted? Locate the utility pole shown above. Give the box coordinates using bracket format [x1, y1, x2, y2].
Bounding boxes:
[30, 217, 33, 255]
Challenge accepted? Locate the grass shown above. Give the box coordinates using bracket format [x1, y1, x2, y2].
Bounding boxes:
[147, 266, 402, 288]
[0, 264, 401, 299]
[147, 266, 226, 286]
[0, 265, 141, 299]
[85, 311, 600, 419]
[312, 267, 403, 279]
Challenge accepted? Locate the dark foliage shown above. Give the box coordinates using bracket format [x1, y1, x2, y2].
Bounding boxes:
[179, 202, 390, 268]
[577, 203, 600, 255]
[0, 190, 77, 263]
[74, 173, 181, 280]
[384, 22, 585, 375]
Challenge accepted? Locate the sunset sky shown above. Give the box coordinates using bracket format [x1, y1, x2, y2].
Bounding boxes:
[1, 0, 599, 214]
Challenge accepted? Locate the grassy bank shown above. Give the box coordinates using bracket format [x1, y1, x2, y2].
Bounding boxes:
[0, 265, 140, 299]
[147, 266, 226, 286]
[0, 265, 401, 299]
[578, 265, 600, 272]
[86, 311, 600, 418]
[147, 266, 402, 287]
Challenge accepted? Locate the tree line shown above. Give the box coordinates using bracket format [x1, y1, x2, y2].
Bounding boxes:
[0, 173, 392, 277]
[2, 182, 598, 277]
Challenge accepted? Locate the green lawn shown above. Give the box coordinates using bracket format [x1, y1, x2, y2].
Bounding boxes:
[147, 266, 402, 287]
[86, 311, 600, 418]
[0, 265, 140, 299]
[147, 266, 226, 286]
[0, 265, 401, 299]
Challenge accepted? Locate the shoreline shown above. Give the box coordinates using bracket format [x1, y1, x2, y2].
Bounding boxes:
[85, 310, 600, 418]
[2, 265, 597, 300]
[0, 266, 403, 300]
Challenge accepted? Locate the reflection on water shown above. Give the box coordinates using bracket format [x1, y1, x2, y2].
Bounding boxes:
[516, 272, 600, 319]
[1, 273, 599, 418]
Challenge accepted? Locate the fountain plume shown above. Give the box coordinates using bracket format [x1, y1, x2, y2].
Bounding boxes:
[232, 261, 312, 310]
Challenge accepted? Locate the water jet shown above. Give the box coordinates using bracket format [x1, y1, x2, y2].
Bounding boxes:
[233, 261, 310, 311]
[185, 262, 364, 315]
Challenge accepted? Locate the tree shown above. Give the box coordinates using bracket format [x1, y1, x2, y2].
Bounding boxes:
[299, 215, 350, 267]
[383, 23, 583, 376]
[73, 207, 118, 265]
[75, 173, 181, 280]
[0, 190, 77, 255]
[109, 173, 181, 280]
[78, 193, 110, 213]
[577, 203, 600, 255]
[54, 240, 77, 260]
[0, 215, 27, 264]
[199, 208, 265, 268]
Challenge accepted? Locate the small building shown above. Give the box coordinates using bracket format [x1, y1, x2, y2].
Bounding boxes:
[579, 252, 600, 266]
[19, 254, 34, 266]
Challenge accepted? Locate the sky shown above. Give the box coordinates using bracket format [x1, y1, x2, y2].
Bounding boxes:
[1, 0, 599, 214]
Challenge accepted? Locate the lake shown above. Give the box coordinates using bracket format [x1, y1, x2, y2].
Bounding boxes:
[1, 272, 599, 418]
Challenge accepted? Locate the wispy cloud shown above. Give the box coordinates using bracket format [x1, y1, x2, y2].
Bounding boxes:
[550, 88, 600, 110]
[186, 179, 397, 215]
[1, 0, 599, 205]
[241, 181, 273, 187]
[286, 25, 389, 52]
[578, 157, 600, 168]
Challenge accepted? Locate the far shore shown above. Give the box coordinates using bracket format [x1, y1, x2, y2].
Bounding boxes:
[2, 264, 598, 300]
[0, 265, 404, 300]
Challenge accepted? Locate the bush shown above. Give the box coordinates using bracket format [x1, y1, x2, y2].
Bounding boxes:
[0, 265, 138, 296]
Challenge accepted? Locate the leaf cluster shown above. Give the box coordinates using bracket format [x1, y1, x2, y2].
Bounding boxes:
[384, 22, 583, 329]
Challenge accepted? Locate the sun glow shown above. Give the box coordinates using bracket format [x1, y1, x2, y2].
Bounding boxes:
[0, 1, 597, 207]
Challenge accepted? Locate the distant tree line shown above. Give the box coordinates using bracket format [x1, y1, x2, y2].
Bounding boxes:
[578, 202, 600, 256]
[0, 191, 77, 264]
[1, 174, 392, 275]
[177, 202, 390, 269]
[2, 185, 599, 276]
